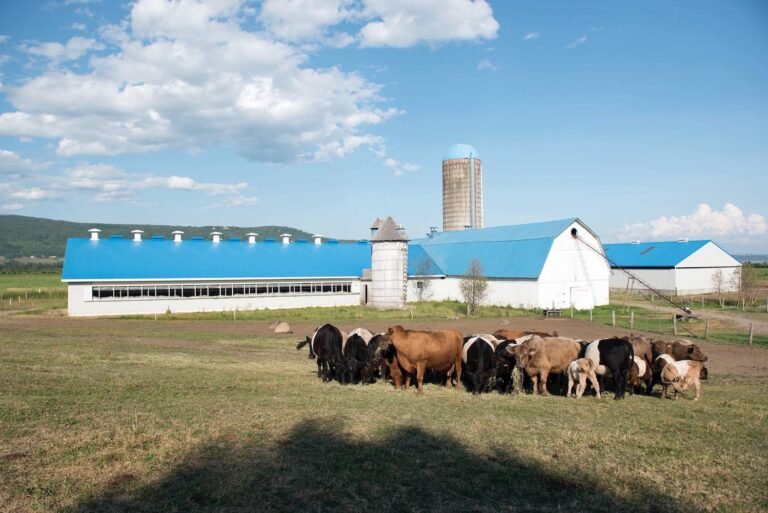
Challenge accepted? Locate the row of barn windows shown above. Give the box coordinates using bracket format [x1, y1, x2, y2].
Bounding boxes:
[91, 281, 353, 300]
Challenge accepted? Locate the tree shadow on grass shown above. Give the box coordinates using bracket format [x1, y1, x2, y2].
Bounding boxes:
[65, 420, 698, 513]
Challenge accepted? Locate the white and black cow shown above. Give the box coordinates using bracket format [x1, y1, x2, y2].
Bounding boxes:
[581, 338, 634, 400]
[295, 324, 343, 382]
[462, 335, 497, 394]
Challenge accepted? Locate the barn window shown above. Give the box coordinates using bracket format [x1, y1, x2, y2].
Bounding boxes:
[128, 286, 142, 298]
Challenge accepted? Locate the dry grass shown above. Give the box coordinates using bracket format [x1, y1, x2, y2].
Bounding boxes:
[1, 319, 767, 512]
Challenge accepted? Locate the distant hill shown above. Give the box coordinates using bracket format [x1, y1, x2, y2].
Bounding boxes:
[0, 215, 327, 258]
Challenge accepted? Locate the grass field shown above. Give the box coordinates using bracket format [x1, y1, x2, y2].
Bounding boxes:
[0, 272, 64, 292]
[1, 317, 767, 513]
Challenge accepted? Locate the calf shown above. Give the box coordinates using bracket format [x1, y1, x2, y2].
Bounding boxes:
[661, 359, 705, 400]
[517, 336, 581, 396]
[462, 335, 496, 394]
[566, 358, 601, 398]
[295, 324, 343, 381]
[627, 356, 650, 394]
[494, 340, 519, 394]
[582, 338, 634, 400]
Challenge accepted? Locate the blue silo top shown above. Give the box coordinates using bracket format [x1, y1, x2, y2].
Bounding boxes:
[443, 144, 479, 161]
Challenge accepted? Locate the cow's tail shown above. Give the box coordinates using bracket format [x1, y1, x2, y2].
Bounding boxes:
[296, 339, 309, 351]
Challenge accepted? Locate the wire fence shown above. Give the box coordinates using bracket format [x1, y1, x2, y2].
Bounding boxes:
[569, 306, 768, 347]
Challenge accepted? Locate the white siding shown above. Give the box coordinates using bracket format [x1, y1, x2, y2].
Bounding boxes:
[609, 268, 677, 294]
[408, 277, 540, 308]
[537, 221, 610, 309]
[67, 281, 361, 317]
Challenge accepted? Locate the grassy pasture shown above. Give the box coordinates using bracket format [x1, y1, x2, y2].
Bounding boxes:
[1, 318, 767, 513]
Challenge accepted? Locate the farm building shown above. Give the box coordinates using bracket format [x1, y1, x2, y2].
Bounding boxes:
[406, 218, 610, 310]
[62, 217, 610, 317]
[603, 240, 741, 296]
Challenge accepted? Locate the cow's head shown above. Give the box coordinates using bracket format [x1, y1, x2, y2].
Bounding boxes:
[577, 358, 595, 374]
[687, 344, 708, 362]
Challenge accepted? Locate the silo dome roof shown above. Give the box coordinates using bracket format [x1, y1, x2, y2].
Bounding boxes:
[443, 143, 479, 161]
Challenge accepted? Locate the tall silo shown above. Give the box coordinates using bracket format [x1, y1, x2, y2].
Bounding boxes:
[370, 217, 408, 309]
[442, 143, 483, 232]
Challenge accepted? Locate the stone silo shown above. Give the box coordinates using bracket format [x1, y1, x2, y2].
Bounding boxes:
[442, 143, 483, 232]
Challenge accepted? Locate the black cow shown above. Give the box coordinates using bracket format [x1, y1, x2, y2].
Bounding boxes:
[296, 324, 343, 382]
[493, 340, 518, 394]
[462, 335, 496, 394]
[580, 338, 634, 400]
[337, 334, 368, 384]
[360, 333, 388, 384]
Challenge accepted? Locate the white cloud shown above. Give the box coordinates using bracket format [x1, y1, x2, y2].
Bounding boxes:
[23, 36, 103, 61]
[477, 59, 497, 71]
[0, 202, 24, 210]
[10, 187, 61, 200]
[620, 203, 768, 248]
[70, 23, 87, 31]
[0, 35, 9, 44]
[359, 0, 498, 48]
[566, 35, 588, 49]
[524, 32, 540, 41]
[260, 0, 358, 42]
[0, 0, 393, 163]
[0, 149, 41, 176]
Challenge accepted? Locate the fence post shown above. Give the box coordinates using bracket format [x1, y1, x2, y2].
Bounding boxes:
[611, 310, 616, 327]
[570, 306, 574, 319]
[589, 309, 593, 322]
[705, 318, 709, 340]
[672, 314, 677, 336]
[749, 323, 754, 346]
[630, 311, 634, 330]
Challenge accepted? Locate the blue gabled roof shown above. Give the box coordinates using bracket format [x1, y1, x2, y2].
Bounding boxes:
[410, 218, 576, 279]
[62, 238, 371, 281]
[602, 240, 710, 268]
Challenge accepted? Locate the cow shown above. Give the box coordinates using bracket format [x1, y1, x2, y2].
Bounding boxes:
[378, 325, 463, 394]
[516, 336, 581, 396]
[360, 333, 387, 384]
[295, 324, 343, 381]
[582, 338, 634, 400]
[628, 356, 650, 394]
[336, 333, 368, 385]
[652, 339, 708, 362]
[493, 329, 558, 341]
[494, 340, 520, 394]
[626, 335, 653, 392]
[462, 335, 497, 394]
[661, 359, 705, 400]
[348, 327, 374, 345]
[652, 354, 675, 398]
[566, 358, 601, 398]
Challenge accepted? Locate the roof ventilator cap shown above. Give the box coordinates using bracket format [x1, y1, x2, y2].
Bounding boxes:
[172, 230, 184, 242]
[210, 231, 222, 243]
[246, 232, 258, 244]
[88, 228, 101, 241]
[280, 233, 292, 244]
[678, 238, 689, 243]
[313, 234, 323, 245]
[131, 230, 144, 242]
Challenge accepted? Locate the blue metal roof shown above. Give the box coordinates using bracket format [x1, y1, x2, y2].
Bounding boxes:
[443, 143, 479, 161]
[410, 219, 577, 278]
[62, 238, 371, 281]
[603, 240, 710, 268]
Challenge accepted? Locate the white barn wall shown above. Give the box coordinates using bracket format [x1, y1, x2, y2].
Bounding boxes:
[406, 277, 540, 308]
[537, 221, 610, 309]
[609, 269, 677, 294]
[67, 282, 361, 317]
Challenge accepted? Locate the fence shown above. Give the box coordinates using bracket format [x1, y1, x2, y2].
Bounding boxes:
[0, 287, 68, 316]
[570, 306, 768, 347]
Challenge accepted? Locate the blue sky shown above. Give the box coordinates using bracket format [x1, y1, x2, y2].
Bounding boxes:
[0, 0, 766, 252]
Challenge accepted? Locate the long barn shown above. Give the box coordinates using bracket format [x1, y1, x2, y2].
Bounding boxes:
[62, 217, 610, 317]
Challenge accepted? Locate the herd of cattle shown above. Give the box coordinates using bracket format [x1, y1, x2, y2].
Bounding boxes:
[295, 324, 709, 400]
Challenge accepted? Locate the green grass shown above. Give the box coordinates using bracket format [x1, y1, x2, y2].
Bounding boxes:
[0, 271, 64, 292]
[1, 318, 767, 512]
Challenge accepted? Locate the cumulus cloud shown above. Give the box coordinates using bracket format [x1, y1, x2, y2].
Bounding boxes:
[10, 187, 62, 201]
[524, 32, 540, 40]
[260, 0, 358, 43]
[0, 0, 395, 163]
[620, 203, 768, 247]
[359, 0, 498, 48]
[0, 203, 24, 210]
[0, 149, 42, 176]
[23, 36, 103, 61]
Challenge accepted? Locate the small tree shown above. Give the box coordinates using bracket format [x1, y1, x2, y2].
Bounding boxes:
[732, 264, 759, 309]
[413, 258, 433, 302]
[460, 258, 488, 316]
[711, 270, 725, 308]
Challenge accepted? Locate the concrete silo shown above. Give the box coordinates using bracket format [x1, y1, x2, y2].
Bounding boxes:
[442, 143, 483, 232]
[370, 217, 408, 309]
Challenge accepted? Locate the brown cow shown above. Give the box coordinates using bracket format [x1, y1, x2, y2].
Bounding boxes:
[661, 359, 705, 400]
[380, 325, 463, 394]
[625, 335, 653, 392]
[516, 336, 580, 396]
[652, 339, 708, 362]
[493, 329, 558, 341]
